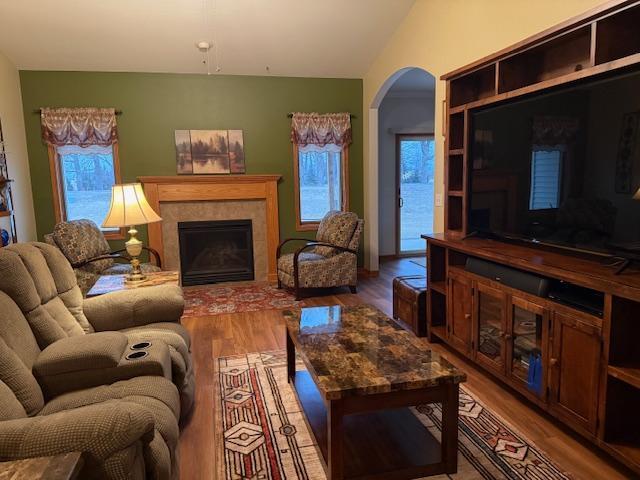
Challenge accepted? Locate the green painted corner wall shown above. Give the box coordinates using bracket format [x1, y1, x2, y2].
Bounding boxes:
[19, 71, 363, 258]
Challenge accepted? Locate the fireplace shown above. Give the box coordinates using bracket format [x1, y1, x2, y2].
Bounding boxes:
[178, 219, 254, 286]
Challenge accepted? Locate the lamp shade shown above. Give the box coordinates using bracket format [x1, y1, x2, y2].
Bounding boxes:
[102, 183, 162, 228]
[634, 187, 640, 200]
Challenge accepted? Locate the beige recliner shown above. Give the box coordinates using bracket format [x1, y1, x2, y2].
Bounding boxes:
[0, 288, 180, 479]
[0, 242, 195, 416]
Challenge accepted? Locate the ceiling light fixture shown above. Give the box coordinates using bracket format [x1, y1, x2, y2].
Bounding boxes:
[196, 40, 214, 75]
[196, 40, 220, 75]
[197, 40, 212, 52]
[198, 0, 221, 75]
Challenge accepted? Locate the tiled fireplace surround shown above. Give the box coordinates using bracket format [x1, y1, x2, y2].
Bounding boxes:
[139, 175, 281, 283]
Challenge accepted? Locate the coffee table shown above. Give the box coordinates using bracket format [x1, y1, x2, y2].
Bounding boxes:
[0, 452, 84, 479]
[283, 304, 466, 480]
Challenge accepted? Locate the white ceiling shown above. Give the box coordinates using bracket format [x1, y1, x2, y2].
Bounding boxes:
[0, 0, 415, 78]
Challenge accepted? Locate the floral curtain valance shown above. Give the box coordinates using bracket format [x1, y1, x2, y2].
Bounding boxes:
[532, 116, 580, 146]
[40, 107, 118, 147]
[290, 112, 352, 147]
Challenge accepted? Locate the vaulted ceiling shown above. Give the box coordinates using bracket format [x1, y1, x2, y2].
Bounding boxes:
[0, 0, 415, 78]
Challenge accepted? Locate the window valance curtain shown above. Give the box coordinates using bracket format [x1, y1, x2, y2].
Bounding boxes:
[40, 107, 118, 147]
[290, 112, 351, 147]
[531, 116, 579, 146]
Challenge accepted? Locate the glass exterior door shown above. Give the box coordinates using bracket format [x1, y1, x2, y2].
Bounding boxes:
[509, 297, 546, 398]
[397, 135, 435, 254]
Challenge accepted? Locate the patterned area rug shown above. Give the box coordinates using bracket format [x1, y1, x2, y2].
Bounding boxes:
[182, 284, 305, 318]
[215, 351, 571, 480]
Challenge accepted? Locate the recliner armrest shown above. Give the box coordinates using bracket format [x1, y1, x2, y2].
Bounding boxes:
[83, 285, 185, 332]
[34, 333, 172, 398]
[34, 332, 127, 376]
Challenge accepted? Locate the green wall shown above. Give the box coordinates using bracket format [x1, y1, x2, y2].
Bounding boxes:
[19, 71, 363, 254]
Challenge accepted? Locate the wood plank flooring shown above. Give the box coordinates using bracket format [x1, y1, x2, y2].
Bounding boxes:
[179, 257, 634, 480]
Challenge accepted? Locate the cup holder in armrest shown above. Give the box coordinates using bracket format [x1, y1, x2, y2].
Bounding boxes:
[126, 351, 149, 361]
[130, 341, 152, 350]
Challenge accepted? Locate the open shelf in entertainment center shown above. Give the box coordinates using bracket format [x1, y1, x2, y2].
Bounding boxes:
[608, 365, 640, 390]
[424, 233, 640, 297]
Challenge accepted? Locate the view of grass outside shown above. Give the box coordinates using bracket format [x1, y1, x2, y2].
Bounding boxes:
[400, 139, 435, 252]
[298, 147, 342, 222]
[400, 183, 434, 252]
[59, 145, 117, 230]
[300, 186, 338, 221]
[65, 190, 114, 228]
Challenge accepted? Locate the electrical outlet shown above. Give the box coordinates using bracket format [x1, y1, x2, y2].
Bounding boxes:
[435, 193, 443, 207]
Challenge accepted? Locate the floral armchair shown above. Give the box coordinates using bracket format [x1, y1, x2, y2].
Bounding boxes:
[277, 211, 363, 300]
[44, 219, 162, 295]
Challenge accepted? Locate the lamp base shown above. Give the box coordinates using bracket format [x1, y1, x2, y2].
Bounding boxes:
[124, 240, 147, 283]
[125, 271, 147, 284]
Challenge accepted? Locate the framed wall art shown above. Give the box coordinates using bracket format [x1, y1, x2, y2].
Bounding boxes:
[175, 129, 245, 174]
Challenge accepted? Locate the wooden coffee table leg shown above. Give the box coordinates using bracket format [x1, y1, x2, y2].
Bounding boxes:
[286, 330, 295, 383]
[441, 381, 459, 473]
[327, 399, 344, 480]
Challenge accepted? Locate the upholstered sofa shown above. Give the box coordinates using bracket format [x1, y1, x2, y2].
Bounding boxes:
[0, 242, 194, 417]
[277, 211, 363, 299]
[44, 219, 162, 295]
[0, 278, 181, 479]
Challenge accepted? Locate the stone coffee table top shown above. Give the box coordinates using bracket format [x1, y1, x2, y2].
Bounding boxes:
[283, 304, 466, 400]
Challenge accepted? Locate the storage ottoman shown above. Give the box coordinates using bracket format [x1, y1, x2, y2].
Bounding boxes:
[392, 275, 427, 336]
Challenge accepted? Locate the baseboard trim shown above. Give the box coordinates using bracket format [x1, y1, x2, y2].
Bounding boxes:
[358, 267, 379, 278]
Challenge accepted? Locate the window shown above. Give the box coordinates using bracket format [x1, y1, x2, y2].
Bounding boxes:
[48, 143, 123, 237]
[529, 148, 562, 210]
[294, 143, 349, 229]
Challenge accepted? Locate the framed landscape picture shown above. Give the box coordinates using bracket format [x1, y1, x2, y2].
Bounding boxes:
[175, 130, 193, 174]
[228, 130, 245, 173]
[175, 129, 246, 175]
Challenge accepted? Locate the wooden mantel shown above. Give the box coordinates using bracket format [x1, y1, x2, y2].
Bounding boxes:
[139, 175, 282, 282]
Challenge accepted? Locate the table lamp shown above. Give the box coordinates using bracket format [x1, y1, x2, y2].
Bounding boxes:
[102, 183, 162, 283]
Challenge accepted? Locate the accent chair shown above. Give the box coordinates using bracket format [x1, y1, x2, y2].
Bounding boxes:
[44, 219, 162, 296]
[276, 210, 363, 300]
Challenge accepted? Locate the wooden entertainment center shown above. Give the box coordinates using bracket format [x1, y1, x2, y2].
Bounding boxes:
[427, 0, 640, 474]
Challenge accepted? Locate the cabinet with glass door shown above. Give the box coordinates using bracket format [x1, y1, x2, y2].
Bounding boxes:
[507, 296, 549, 400]
[474, 282, 507, 375]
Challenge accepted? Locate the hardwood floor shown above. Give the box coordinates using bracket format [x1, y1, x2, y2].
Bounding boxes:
[179, 257, 633, 480]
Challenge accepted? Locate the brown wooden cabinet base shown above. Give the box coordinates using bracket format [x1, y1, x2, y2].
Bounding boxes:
[423, 233, 640, 474]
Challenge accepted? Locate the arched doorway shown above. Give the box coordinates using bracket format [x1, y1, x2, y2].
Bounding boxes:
[367, 67, 436, 267]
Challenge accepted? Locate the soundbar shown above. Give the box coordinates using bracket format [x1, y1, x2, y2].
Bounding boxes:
[465, 257, 604, 316]
[465, 257, 551, 297]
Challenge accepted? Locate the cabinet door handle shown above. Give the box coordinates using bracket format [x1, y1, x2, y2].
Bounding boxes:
[549, 357, 559, 366]
[504, 333, 512, 340]
[464, 313, 471, 320]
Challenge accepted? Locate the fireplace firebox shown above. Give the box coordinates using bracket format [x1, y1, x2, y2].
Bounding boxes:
[178, 219, 254, 286]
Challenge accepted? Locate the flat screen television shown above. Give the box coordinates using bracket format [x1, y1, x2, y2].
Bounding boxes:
[468, 69, 640, 258]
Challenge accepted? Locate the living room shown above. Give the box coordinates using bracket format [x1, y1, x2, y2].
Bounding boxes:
[0, 1, 639, 479]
